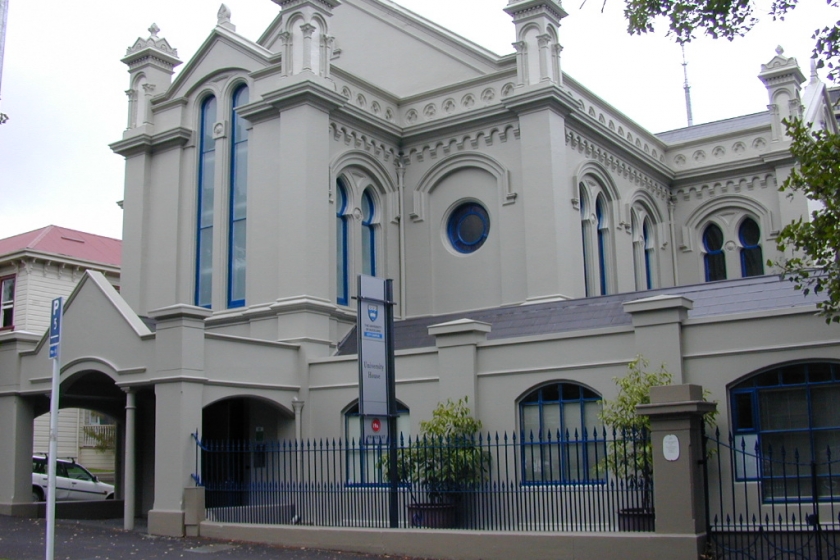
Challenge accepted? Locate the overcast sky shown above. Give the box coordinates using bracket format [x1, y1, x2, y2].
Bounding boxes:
[0, 0, 835, 241]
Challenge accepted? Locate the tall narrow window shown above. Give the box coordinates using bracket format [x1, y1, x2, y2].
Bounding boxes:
[361, 189, 376, 277]
[596, 196, 608, 295]
[580, 186, 591, 297]
[643, 219, 654, 290]
[196, 96, 217, 308]
[336, 179, 349, 305]
[703, 223, 726, 282]
[739, 218, 764, 278]
[0, 275, 14, 329]
[228, 86, 249, 308]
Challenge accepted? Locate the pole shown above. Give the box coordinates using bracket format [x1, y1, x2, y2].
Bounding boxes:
[46, 296, 63, 560]
[385, 279, 398, 528]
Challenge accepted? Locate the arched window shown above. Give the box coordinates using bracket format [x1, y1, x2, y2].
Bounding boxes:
[739, 218, 764, 277]
[703, 223, 726, 282]
[632, 212, 656, 291]
[580, 185, 591, 297]
[730, 362, 840, 500]
[520, 382, 603, 483]
[336, 179, 349, 305]
[361, 189, 376, 277]
[227, 85, 249, 308]
[195, 96, 217, 308]
[595, 196, 609, 295]
[345, 401, 409, 485]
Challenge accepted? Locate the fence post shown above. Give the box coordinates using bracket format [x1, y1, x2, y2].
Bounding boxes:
[637, 384, 716, 556]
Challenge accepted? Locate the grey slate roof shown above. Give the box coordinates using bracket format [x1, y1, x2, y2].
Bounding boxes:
[336, 275, 822, 356]
[656, 112, 771, 144]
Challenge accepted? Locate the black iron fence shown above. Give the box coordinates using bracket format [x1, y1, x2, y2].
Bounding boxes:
[705, 428, 840, 559]
[192, 429, 653, 531]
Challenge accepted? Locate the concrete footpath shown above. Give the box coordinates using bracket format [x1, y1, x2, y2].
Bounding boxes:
[0, 516, 434, 560]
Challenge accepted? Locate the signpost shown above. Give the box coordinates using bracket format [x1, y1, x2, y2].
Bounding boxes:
[46, 297, 62, 560]
[356, 275, 398, 527]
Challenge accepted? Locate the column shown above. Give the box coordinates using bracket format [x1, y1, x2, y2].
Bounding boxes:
[123, 388, 136, 530]
[428, 319, 491, 416]
[637, 384, 716, 558]
[623, 295, 693, 383]
[0, 395, 35, 516]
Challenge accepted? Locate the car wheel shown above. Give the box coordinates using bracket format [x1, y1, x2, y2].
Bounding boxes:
[32, 488, 44, 502]
[106, 493, 114, 500]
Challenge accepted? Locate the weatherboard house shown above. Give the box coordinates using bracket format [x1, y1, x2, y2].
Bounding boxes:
[1, 0, 839, 543]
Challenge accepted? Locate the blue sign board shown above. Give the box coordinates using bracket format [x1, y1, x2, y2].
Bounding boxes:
[49, 297, 62, 359]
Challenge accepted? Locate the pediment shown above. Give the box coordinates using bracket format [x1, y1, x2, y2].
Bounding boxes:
[22, 272, 153, 382]
[161, 28, 275, 103]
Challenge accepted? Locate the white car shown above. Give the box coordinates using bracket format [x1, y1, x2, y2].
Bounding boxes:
[32, 456, 115, 501]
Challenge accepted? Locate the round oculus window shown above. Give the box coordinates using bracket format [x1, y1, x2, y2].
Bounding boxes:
[447, 202, 489, 253]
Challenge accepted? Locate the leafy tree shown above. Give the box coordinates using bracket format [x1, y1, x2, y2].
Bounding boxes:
[599, 356, 672, 501]
[599, 357, 717, 509]
[622, 0, 840, 81]
[773, 118, 840, 322]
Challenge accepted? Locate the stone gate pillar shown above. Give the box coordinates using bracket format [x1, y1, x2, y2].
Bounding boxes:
[637, 384, 716, 559]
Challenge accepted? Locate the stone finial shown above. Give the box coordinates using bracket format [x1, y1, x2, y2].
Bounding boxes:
[149, 23, 160, 39]
[217, 4, 236, 31]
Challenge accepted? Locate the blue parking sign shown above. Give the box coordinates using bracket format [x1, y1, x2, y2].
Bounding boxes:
[49, 297, 62, 359]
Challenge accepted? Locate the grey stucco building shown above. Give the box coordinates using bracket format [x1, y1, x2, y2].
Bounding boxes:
[1, 0, 839, 546]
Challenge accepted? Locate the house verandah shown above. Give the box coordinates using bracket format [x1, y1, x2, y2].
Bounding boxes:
[2, 270, 840, 559]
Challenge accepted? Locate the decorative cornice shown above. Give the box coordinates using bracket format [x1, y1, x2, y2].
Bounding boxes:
[565, 129, 669, 200]
[329, 122, 399, 163]
[109, 127, 192, 157]
[406, 123, 520, 165]
[672, 172, 777, 202]
[503, 0, 568, 22]
[237, 78, 346, 123]
[503, 84, 578, 117]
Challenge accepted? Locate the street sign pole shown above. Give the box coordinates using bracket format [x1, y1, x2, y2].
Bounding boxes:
[46, 297, 62, 560]
[356, 276, 398, 527]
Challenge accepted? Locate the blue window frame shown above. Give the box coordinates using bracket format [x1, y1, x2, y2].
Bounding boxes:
[739, 218, 764, 278]
[448, 201, 490, 254]
[345, 402, 409, 485]
[336, 179, 349, 305]
[227, 85, 249, 308]
[580, 188, 591, 297]
[520, 383, 604, 483]
[703, 223, 726, 282]
[361, 189, 376, 276]
[195, 96, 217, 308]
[643, 219, 653, 290]
[595, 196, 608, 295]
[730, 362, 840, 501]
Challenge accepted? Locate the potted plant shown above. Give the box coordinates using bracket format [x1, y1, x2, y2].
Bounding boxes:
[397, 397, 490, 528]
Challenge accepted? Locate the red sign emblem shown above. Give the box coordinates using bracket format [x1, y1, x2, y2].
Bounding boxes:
[371, 418, 381, 433]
